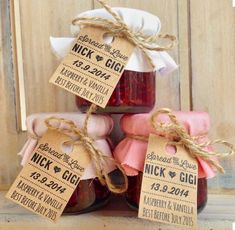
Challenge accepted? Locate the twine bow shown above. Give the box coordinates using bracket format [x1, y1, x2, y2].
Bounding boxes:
[128, 108, 235, 174]
[72, 0, 176, 68]
[42, 104, 128, 193]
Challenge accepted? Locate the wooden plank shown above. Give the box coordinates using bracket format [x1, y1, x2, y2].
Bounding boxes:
[0, 0, 26, 189]
[177, 0, 191, 111]
[0, 191, 234, 230]
[10, 0, 27, 131]
[94, 0, 181, 110]
[18, 0, 93, 116]
[11, 0, 27, 131]
[190, 0, 235, 190]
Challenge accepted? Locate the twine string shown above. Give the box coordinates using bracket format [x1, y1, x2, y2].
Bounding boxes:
[83, 103, 97, 135]
[128, 108, 235, 174]
[72, 0, 177, 68]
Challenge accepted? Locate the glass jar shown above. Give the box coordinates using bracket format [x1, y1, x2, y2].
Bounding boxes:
[125, 173, 207, 212]
[76, 70, 156, 113]
[51, 8, 177, 112]
[113, 112, 214, 213]
[19, 113, 115, 214]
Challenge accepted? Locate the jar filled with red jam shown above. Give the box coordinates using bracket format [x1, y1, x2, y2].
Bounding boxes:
[50, 8, 177, 114]
[19, 113, 115, 214]
[76, 70, 156, 113]
[113, 112, 215, 213]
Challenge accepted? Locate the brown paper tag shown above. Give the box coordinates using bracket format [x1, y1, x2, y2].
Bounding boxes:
[6, 129, 90, 222]
[49, 27, 134, 108]
[138, 134, 198, 230]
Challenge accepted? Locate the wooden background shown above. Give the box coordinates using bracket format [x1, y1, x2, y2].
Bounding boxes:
[0, 0, 234, 194]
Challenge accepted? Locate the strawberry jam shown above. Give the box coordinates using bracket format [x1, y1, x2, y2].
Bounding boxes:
[76, 70, 156, 113]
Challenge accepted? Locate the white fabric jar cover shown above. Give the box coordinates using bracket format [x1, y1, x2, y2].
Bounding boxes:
[50, 7, 178, 74]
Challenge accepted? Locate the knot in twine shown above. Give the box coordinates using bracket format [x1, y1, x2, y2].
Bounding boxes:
[43, 104, 128, 194]
[128, 108, 235, 174]
[72, 0, 176, 68]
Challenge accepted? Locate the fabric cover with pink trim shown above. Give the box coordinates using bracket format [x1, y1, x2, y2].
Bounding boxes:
[19, 113, 115, 180]
[113, 112, 218, 179]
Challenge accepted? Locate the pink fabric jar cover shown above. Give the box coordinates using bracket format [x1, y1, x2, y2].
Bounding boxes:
[113, 111, 217, 179]
[19, 113, 116, 180]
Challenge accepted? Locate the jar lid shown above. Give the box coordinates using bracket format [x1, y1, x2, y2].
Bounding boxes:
[114, 111, 217, 179]
[26, 112, 113, 139]
[19, 113, 115, 180]
[70, 7, 161, 39]
[50, 7, 177, 73]
[120, 111, 210, 137]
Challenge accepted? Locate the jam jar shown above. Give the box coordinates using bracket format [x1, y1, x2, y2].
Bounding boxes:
[19, 113, 115, 214]
[114, 112, 214, 212]
[76, 70, 156, 113]
[50, 8, 177, 114]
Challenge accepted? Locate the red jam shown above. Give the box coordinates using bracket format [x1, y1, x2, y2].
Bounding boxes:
[197, 177, 208, 212]
[76, 70, 156, 113]
[125, 173, 207, 212]
[64, 178, 110, 214]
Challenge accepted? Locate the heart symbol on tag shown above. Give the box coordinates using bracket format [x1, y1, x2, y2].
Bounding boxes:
[54, 166, 61, 173]
[169, 171, 176, 178]
[96, 55, 103, 62]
